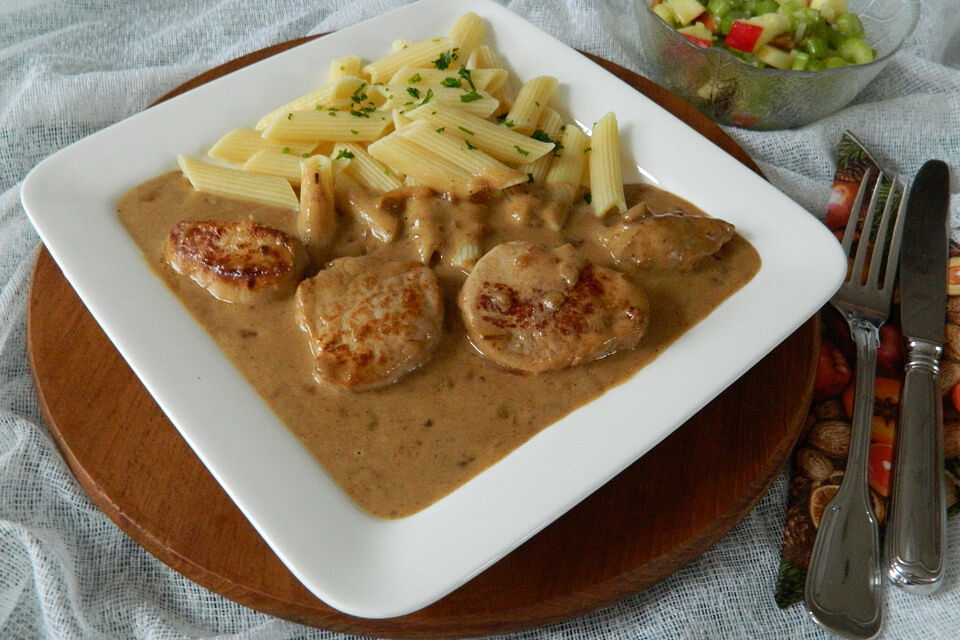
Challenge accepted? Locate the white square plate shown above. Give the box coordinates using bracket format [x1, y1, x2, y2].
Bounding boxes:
[21, 0, 846, 619]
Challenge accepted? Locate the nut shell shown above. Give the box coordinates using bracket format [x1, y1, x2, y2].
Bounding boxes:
[796, 447, 834, 481]
[807, 420, 851, 458]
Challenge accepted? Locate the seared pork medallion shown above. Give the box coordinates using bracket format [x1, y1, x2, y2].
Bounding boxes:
[295, 256, 444, 391]
[459, 242, 650, 373]
[601, 204, 735, 273]
[165, 219, 307, 304]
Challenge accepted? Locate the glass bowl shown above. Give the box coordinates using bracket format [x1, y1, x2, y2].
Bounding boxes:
[635, 0, 919, 130]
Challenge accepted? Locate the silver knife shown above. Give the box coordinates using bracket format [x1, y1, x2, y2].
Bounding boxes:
[885, 159, 950, 594]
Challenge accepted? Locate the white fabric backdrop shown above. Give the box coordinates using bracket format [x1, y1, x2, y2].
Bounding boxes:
[2, 0, 959, 638]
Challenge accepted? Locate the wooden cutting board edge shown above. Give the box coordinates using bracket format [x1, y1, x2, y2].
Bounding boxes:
[24, 35, 818, 638]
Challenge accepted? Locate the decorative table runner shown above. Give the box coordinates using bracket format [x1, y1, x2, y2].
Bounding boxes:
[776, 131, 959, 606]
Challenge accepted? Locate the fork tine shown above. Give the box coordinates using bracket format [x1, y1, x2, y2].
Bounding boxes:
[866, 177, 898, 289]
[841, 169, 872, 260]
[881, 178, 908, 295]
[851, 175, 884, 286]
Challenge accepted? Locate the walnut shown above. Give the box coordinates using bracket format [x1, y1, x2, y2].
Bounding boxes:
[947, 297, 960, 326]
[796, 447, 834, 481]
[944, 420, 960, 460]
[941, 360, 960, 397]
[944, 323, 960, 363]
[812, 399, 845, 420]
[807, 420, 851, 458]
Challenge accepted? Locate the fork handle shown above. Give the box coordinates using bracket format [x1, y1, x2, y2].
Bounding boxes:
[885, 338, 945, 593]
[805, 319, 882, 639]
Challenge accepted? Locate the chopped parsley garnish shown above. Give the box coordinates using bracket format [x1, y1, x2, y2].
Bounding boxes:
[281, 147, 291, 154]
[502, 119, 515, 128]
[583, 192, 592, 204]
[286, 113, 293, 120]
[435, 126, 445, 133]
[407, 87, 421, 99]
[531, 129, 554, 144]
[350, 129, 359, 135]
[350, 82, 368, 104]
[350, 109, 370, 118]
[418, 88, 434, 106]
[464, 140, 477, 150]
[433, 50, 453, 70]
[458, 68, 475, 89]
[328, 110, 337, 116]
[302, 153, 310, 158]
[495, 113, 508, 122]
[460, 91, 482, 103]
[458, 125, 474, 135]
[336, 149, 355, 160]
[407, 73, 422, 84]
[583, 146, 592, 153]
[514, 145, 529, 157]
[527, 172, 535, 184]
[441, 77, 461, 88]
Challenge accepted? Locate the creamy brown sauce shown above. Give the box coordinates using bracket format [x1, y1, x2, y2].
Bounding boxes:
[118, 172, 759, 518]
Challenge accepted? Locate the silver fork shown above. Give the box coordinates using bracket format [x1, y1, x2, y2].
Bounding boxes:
[805, 169, 907, 640]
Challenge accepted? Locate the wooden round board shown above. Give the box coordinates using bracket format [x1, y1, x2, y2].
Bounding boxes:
[27, 36, 817, 638]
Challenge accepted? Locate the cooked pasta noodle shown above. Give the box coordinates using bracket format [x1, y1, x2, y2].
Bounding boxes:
[404, 104, 554, 164]
[177, 154, 298, 210]
[588, 112, 626, 216]
[207, 129, 314, 162]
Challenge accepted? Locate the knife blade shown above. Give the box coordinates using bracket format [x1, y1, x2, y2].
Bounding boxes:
[885, 159, 950, 594]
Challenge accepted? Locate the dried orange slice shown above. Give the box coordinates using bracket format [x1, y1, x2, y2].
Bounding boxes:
[809, 485, 839, 529]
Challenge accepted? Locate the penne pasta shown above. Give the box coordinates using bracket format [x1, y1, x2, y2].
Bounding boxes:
[404, 103, 555, 164]
[403, 195, 442, 264]
[255, 76, 367, 130]
[334, 173, 400, 242]
[388, 67, 507, 92]
[516, 107, 563, 183]
[177, 154, 298, 210]
[467, 44, 515, 113]
[446, 12, 484, 61]
[298, 155, 338, 250]
[362, 37, 457, 84]
[398, 120, 526, 190]
[262, 109, 393, 142]
[241, 149, 314, 186]
[332, 142, 403, 193]
[328, 55, 361, 82]
[588, 112, 626, 217]
[543, 125, 590, 229]
[504, 76, 557, 135]
[392, 108, 411, 133]
[375, 84, 499, 119]
[207, 129, 314, 162]
[367, 132, 480, 198]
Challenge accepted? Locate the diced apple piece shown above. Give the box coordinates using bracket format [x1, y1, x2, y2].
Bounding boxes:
[677, 23, 714, 47]
[695, 11, 719, 33]
[810, 0, 847, 22]
[744, 13, 791, 50]
[653, 2, 679, 26]
[664, 0, 706, 25]
[724, 20, 764, 52]
[756, 44, 795, 69]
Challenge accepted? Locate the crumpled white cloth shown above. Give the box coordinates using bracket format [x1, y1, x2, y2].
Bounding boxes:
[1, 0, 959, 638]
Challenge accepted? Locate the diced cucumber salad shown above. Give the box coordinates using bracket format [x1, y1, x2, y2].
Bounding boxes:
[652, 0, 875, 70]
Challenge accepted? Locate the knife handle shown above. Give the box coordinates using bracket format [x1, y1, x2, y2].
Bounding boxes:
[885, 338, 946, 594]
